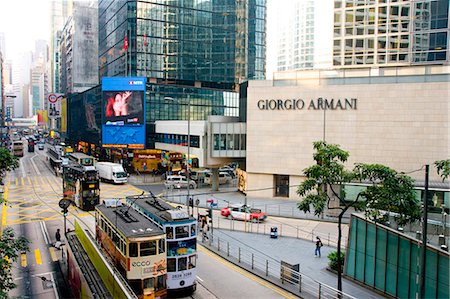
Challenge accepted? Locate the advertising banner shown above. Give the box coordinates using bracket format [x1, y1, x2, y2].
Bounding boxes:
[102, 77, 147, 149]
[60, 98, 67, 133]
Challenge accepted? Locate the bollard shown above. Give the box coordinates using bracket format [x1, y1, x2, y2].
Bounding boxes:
[318, 283, 322, 299]
[227, 242, 230, 256]
[252, 253, 254, 269]
[296, 226, 299, 239]
[299, 274, 302, 292]
[238, 247, 241, 263]
[266, 260, 269, 276]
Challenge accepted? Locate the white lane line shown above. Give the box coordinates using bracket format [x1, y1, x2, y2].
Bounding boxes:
[19, 158, 26, 177]
[49, 272, 60, 299]
[40, 221, 50, 245]
[30, 154, 41, 176]
[196, 275, 204, 282]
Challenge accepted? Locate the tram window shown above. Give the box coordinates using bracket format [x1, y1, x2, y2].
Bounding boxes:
[191, 224, 196, 236]
[129, 280, 143, 295]
[166, 227, 173, 239]
[140, 241, 156, 256]
[167, 258, 176, 272]
[129, 242, 138, 257]
[143, 277, 154, 290]
[158, 239, 165, 254]
[157, 275, 166, 290]
[178, 257, 187, 271]
[175, 226, 189, 239]
[188, 255, 196, 269]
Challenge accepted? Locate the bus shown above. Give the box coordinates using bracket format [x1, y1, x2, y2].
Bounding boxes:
[27, 139, 35, 152]
[62, 163, 100, 211]
[95, 201, 167, 298]
[68, 152, 95, 170]
[12, 140, 24, 157]
[47, 146, 63, 174]
[126, 194, 197, 295]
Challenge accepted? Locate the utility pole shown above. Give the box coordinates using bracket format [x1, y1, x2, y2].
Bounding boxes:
[419, 164, 429, 299]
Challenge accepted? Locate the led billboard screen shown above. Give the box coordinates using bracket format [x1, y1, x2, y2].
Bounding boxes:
[103, 90, 144, 126]
[101, 77, 147, 149]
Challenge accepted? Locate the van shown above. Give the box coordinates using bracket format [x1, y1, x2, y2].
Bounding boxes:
[204, 172, 232, 185]
[96, 162, 128, 184]
[164, 175, 197, 189]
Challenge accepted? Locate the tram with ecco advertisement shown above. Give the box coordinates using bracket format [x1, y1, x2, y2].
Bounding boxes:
[126, 194, 197, 295]
[62, 156, 100, 211]
[95, 199, 167, 298]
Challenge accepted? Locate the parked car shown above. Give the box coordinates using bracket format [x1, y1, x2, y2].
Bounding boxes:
[221, 204, 267, 222]
[164, 175, 197, 189]
[204, 172, 232, 185]
[219, 166, 236, 178]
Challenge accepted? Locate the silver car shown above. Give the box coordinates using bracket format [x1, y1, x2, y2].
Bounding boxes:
[164, 175, 197, 189]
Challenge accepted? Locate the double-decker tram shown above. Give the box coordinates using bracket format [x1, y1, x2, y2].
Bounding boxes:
[68, 152, 96, 169]
[95, 201, 167, 298]
[126, 194, 197, 295]
[62, 162, 100, 211]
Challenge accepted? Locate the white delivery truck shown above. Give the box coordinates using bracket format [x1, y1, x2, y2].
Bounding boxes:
[96, 162, 128, 184]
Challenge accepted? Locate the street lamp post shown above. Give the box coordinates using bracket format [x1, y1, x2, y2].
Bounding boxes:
[165, 96, 192, 216]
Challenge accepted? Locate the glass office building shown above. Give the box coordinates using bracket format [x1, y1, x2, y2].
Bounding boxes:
[333, 0, 449, 67]
[99, 0, 266, 83]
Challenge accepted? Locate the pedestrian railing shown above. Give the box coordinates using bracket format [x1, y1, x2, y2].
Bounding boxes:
[211, 215, 347, 249]
[204, 234, 356, 299]
[128, 173, 162, 184]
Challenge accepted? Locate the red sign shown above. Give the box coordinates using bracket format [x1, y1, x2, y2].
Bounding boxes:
[48, 94, 57, 103]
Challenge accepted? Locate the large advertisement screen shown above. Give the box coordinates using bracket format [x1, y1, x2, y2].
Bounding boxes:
[103, 91, 144, 126]
[101, 77, 147, 149]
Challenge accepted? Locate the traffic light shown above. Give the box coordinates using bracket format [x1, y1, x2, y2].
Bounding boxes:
[189, 197, 194, 209]
[61, 208, 68, 217]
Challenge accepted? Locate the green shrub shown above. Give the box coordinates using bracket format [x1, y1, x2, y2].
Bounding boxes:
[327, 251, 345, 272]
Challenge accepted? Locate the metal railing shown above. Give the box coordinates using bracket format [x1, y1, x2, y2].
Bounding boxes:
[203, 235, 356, 299]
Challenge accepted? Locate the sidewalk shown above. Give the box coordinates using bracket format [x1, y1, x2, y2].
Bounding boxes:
[206, 229, 386, 299]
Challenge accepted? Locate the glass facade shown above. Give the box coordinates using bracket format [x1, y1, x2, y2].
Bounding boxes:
[333, 0, 449, 67]
[147, 84, 239, 122]
[99, 0, 266, 82]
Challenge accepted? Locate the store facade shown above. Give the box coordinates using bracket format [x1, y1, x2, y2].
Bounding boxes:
[244, 66, 449, 210]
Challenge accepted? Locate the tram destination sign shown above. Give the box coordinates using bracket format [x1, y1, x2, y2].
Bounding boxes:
[257, 97, 357, 111]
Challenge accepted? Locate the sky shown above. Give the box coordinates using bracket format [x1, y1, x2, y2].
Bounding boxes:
[0, 0, 51, 59]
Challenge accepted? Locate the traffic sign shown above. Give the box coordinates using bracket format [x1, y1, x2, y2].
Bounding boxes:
[58, 199, 71, 209]
[48, 94, 57, 103]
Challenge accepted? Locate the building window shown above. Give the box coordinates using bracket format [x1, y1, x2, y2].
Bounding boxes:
[274, 175, 289, 198]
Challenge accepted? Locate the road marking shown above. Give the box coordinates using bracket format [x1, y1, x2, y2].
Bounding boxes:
[198, 246, 297, 299]
[50, 272, 60, 299]
[40, 221, 50, 244]
[19, 158, 25, 176]
[15, 178, 18, 185]
[196, 275, 204, 282]
[27, 177, 31, 185]
[21, 253, 27, 267]
[30, 155, 42, 176]
[34, 177, 38, 185]
[1, 185, 8, 234]
[21, 177, 24, 186]
[49, 247, 58, 262]
[34, 249, 42, 265]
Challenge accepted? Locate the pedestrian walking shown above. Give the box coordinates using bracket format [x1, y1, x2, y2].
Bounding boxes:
[202, 223, 209, 242]
[55, 229, 62, 250]
[315, 236, 323, 257]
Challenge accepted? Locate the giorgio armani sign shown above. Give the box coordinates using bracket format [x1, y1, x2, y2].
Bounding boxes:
[257, 98, 357, 110]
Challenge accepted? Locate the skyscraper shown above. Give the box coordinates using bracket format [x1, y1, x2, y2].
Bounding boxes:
[59, 1, 99, 94]
[333, 0, 449, 67]
[275, 0, 333, 71]
[98, 0, 266, 83]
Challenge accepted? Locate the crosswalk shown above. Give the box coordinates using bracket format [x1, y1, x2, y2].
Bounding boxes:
[20, 247, 59, 268]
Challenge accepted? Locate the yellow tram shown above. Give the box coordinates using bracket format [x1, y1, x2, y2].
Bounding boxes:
[95, 200, 167, 298]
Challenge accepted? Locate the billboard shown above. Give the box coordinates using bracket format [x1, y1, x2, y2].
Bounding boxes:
[102, 77, 146, 149]
[48, 94, 63, 118]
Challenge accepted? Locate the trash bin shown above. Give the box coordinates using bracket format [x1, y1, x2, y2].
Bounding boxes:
[270, 227, 278, 239]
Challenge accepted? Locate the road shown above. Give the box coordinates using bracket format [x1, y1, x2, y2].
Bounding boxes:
[3, 141, 299, 298]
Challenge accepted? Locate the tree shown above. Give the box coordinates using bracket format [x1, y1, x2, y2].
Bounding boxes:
[0, 147, 18, 188]
[297, 141, 421, 292]
[0, 227, 30, 297]
[435, 159, 450, 181]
